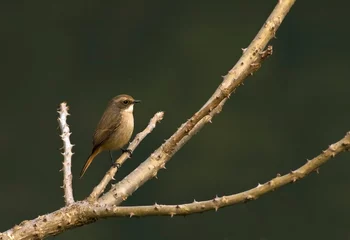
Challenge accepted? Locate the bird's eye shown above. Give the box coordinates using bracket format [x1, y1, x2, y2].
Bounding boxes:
[123, 100, 129, 105]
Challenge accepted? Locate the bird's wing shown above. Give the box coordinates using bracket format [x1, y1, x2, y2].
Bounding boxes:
[92, 109, 121, 149]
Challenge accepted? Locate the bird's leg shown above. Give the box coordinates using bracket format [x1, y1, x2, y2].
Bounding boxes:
[109, 151, 121, 168]
[112, 162, 121, 169]
[121, 148, 133, 157]
[109, 150, 114, 163]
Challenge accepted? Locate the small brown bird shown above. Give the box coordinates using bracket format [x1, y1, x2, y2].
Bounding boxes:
[80, 94, 140, 178]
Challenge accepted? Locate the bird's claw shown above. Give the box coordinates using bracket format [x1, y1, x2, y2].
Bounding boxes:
[112, 162, 121, 169]
[121, 148, 133, 157]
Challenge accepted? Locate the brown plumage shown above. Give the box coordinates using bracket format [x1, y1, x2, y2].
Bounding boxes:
[80, 94, 140, 178]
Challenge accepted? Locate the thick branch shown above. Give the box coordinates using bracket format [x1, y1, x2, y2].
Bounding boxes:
[99, 0, 295, 206]
[57, 102, 75, 205]
[95, 132, 350, 217]
[88, 112, 164, 201]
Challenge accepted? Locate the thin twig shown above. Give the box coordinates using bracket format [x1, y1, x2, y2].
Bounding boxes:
[99, 0, 294, 206]
[88, 112, 165, 201]
[95, 131, 350, 217]
[57, 102, 75, 205]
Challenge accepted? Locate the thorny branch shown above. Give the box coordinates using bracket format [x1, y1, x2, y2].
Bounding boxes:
[57, 102, 75, 205]
[94, 132, 350, 217]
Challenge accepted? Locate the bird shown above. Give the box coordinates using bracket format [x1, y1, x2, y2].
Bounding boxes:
[80, 94, 140, 178]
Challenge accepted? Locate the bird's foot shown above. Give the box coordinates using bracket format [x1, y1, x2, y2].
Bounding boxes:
[112, 162, 121, 169]
[121, 148, 133, 157]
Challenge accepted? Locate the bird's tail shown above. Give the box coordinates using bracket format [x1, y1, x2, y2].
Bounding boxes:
[80, 147, 101, 178]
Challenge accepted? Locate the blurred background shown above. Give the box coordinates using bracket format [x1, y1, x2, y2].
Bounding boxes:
[1, 0, 349, 239]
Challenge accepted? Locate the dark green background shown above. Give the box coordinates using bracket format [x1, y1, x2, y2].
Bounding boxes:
[1, 1, 349, 239]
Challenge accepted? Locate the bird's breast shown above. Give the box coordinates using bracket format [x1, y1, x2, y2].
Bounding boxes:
[104, 113, 134, 150]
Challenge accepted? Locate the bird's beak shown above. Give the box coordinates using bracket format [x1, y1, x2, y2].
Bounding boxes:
[133, 100, 141, 104]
